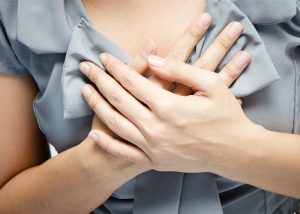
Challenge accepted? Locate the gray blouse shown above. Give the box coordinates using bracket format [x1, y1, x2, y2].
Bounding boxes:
[0, 0, 300, 213]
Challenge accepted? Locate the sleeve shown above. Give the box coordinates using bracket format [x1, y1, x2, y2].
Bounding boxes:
[0, 16, 30, 76]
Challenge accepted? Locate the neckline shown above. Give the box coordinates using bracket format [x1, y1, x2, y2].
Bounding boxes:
[65, 0, 133, 59]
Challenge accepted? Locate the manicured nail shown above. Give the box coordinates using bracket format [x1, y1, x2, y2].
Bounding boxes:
[148, 55, 166, 67]
[141, 39, 155, 57]
[227, 22, 243, 39]
[88, 131, 98, 142]
[196, 13, 211, 28]
[99, 53, 107, 66]
[79, 62, 90, 76]
[81, 85, 91, 98]
[235, 51, 251, 68]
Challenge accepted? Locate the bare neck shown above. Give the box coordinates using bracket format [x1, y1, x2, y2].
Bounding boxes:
[82, 0, 206, 19]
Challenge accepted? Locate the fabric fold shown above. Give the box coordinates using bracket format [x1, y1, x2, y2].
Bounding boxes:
[0, 0, 297, 213]
[61, 18, 131, 119]
[61, 0, 281, 120]
[189, 0, 281, 98]
[17, 0, 72, 54]
[133, 171, 184, 214]
[231, 0, 297, 25]
[59, 3, 283, 211]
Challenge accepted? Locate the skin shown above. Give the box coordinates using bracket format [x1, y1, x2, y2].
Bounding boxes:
[80, 21, 300, 202]
[0, 1, 247, 212]
[83, 53, 300, 199]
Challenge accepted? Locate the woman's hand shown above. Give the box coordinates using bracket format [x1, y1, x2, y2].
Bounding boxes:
[84, 13, 243, 152]
[79, 20, 251, 173]
[85, 13, 213, 147]
[80, 50, 252, 173]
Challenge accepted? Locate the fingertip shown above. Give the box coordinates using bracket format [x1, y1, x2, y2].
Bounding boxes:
[88, 130, 99, 143]
[196, 13, 211, 28]
[79, 62, 90, 76]
[235, 51, 251, 69]
[99, 53, 108, 66]
[81, 84, 92, 98]
[148, 55, 167, 68]
[230, 21, 243, 29]
[141, 39, 157, 57]
[227, 22, 243, 39]
[240, 51, 251, 59]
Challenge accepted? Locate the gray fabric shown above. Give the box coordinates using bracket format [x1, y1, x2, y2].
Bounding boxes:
[62, 0, 280, 120]
[0, 0, 300, 213]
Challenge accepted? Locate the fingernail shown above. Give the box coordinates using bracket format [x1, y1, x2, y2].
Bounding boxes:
[88, 131, 98, 142]
[196, 13, 211, 28]
[227, 22, 243, 39]
[79, 62, 90, 76]
[235, 51, 251, 68]
[141, 39, 155, 57]
[81, 85, 91, 98]
[99, 53, 107, 66]
[148, 55, 166, 67]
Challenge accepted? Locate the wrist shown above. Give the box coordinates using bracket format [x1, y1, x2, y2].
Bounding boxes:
[75, 137, 147, 190]
[211, 120, 267, 180]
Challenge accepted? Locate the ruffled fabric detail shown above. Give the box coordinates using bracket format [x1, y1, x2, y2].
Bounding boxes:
[62, 18, 131, 119]
[12, 0, 298, 213]
[61, 0, 280, 120]
[231, 0, 297, 25]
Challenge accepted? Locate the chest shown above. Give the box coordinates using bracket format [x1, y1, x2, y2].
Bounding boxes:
[82, 0, 206, 57]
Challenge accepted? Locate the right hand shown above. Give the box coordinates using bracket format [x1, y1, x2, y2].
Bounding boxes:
[82, 12, 246, 163]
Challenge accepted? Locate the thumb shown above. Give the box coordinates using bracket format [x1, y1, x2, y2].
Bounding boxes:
[148, 55, 213, 93]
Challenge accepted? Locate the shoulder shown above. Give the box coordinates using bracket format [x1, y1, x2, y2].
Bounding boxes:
[0, 0, 73, 54]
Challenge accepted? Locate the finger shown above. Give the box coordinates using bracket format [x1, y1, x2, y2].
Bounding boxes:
[237, 98, 243, 105]
[174, 47, 249, 96]
[99, 53, 173, 108]
[81, 84, 149, 151]
[194, 22, 243, 71]
[88, 129, 151, 164]
[148, 55, 222, 94]
[128, 39, 157, 76]
[166, 13, 211, 61]
[79, 61, 154, 128]
[219, 51, 251, 87]
[149, 13, 211, 91]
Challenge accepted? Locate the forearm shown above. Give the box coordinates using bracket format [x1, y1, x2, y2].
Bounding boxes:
[214, 123, 300, 199]
[0, 138, 144, 214]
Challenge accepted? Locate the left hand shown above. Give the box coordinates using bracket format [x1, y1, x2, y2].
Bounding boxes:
[79, 50, 255, 173]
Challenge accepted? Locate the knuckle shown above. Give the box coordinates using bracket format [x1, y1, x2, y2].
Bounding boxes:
[207, 73, 222, 88]
[144, 123, 168, 143]
[106, 117, 121, 132]
[224, 63, 240, 80]
[107, 90, 121, 104]
[196, 59, 212, 70]
[151, 99, 174, 118]
[130, 62, 143, 73]
[165, 60, 183, 77]
[189, 23, 204, 39]
[111, 150, 124, 159]
[121, 73, 134, 89]
[169, 43, 187, 60]
[148, 148, 164, 162]
[215, 36, 231, 50]
[172, 117, 188, 128]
